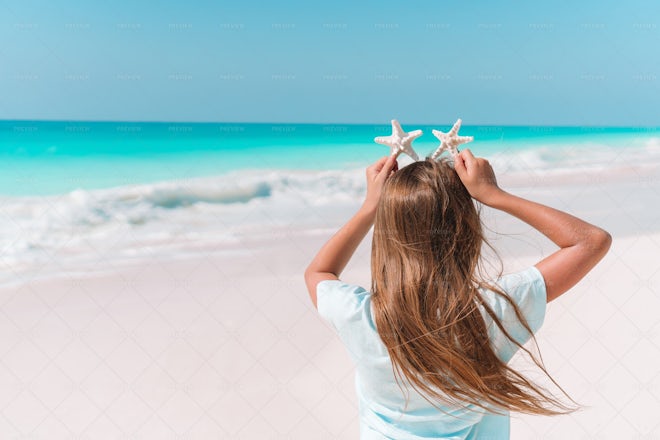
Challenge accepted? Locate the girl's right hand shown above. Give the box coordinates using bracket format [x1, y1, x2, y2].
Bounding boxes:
[453, 149, 503, 206]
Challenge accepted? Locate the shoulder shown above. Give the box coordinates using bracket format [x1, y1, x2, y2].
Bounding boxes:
[316, 279, 372, 331]
[480, 265, 546, 314]
[478, 266, 548, 362]
[316, 279, 384, 363]
[489, 265, 546, 297]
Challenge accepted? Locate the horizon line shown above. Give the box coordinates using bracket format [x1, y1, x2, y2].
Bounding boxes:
[1, 118, 658, 129]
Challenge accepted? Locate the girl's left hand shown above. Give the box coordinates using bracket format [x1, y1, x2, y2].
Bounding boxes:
[362, 155, 398, 213]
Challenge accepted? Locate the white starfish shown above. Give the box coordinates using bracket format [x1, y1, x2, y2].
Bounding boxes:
[374, 119, 422, 161]
[430, 118, 474, 160]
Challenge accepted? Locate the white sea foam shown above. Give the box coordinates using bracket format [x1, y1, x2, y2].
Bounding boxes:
[1, 141, 658, 286]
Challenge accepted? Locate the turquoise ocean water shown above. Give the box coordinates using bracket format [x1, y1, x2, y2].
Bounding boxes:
[1, 120, 658, 286]
[2, 120, 657, 196]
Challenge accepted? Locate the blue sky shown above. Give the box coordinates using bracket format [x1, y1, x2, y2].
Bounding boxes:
[0, 0, 658, 125]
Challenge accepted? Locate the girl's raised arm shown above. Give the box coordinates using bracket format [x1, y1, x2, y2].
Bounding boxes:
[454, 149, 612, 303]
[304, 155, 398, 309]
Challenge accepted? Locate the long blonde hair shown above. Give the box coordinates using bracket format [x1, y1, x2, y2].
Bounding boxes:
[370, 157, 580, 417]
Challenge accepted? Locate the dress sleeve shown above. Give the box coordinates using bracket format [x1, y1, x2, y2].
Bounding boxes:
[479, 265, 548, 363]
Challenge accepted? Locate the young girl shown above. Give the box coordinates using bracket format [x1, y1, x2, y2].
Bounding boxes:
[304, 150, 612, 439]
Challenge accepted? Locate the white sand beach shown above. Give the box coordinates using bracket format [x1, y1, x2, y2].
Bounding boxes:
[1, 163, 659, 439]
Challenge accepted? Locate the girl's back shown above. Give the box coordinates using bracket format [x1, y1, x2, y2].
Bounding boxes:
[305, 150, 611, 439]
[316, 266, 545, 438]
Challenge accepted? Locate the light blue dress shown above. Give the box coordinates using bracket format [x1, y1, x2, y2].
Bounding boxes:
[316, 265, 547, 439]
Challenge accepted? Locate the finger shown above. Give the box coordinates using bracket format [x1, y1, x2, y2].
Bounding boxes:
[453, 153, 465, 172]
[367, 156, 385, 175]
[459, 148, 476, 169]
[370, 156, 390, 174]
[382, 154, 397, 173]
[377, 155, 397, 180]
[460, 148, 475, 160]
[387, 159, 398, 177]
